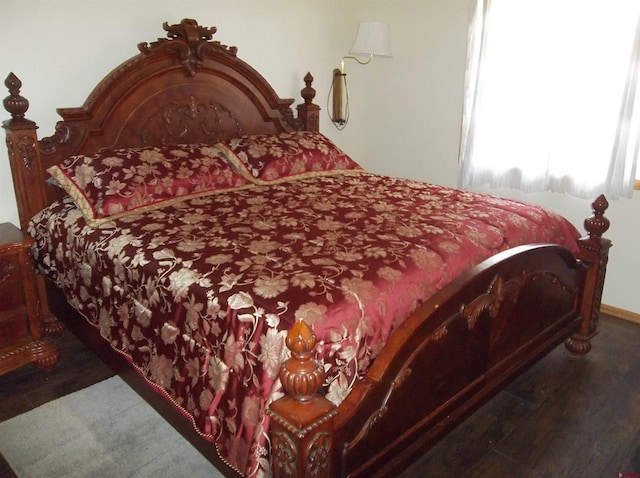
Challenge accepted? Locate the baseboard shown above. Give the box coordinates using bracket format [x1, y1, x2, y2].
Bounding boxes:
[601, 304, 640, 325]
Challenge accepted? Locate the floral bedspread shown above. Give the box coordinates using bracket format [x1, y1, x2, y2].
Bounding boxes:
[28, 171, 580, 477]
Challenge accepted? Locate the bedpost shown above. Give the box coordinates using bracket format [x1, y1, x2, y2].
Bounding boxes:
[565, 194, 611, 355]
[2, 73, 49, 232]
[267, 319, 337, 477]
[3, 73, 64, 338]
[297, 72, 320, 132]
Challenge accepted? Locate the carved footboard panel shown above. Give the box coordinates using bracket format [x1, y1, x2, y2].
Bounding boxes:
[334, 245, 583, 476]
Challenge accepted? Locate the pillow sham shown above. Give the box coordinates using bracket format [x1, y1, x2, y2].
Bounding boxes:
[216, 131, 361, 183]
[47, 143, 252, 226]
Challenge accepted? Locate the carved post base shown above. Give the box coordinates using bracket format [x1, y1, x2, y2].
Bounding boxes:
[32, 339, 61, 371]
[564, 332, 594, 356]
[268, 396, 337, 477]
[42, 315, 65, 337]
[0, 338, 60, 375]
[268, 319, 337, 477]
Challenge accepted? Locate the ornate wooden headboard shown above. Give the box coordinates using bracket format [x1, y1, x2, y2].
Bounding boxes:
[2, 18, 320, 230]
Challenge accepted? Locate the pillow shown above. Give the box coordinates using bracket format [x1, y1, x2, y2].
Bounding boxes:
[47, 143, 252, 226]
[216, 131, 361, 183]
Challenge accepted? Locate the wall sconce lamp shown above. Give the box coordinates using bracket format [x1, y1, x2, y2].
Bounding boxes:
[331, 21, 392, 129]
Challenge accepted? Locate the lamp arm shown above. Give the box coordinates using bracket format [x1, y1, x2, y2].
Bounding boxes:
[340, 54, 374, 73]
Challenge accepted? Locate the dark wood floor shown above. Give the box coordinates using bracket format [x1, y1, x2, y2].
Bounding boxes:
[1, 314, 639, 477]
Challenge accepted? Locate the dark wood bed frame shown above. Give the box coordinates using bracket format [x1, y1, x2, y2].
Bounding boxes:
[3, 19, 611, 478]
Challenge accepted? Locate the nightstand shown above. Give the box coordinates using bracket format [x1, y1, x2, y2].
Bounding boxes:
[0, 222, 60, 374]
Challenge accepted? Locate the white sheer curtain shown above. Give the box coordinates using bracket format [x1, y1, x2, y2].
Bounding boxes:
[458, 0, 640, 199]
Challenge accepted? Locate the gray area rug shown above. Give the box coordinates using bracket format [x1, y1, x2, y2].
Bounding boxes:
[0, 376, 225, 477]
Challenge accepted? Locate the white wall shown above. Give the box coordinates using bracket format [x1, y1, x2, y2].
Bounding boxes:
[337, 0, 471, 187]
[1, 0, 638, 314]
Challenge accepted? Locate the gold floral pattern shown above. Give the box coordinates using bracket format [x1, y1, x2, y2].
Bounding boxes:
[29, 171, 580, 477]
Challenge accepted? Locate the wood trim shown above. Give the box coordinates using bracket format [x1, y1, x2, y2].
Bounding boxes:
[601, 303, 640, 325]
[635, 179, 640, 190]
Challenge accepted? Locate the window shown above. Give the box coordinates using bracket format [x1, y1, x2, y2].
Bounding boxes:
[459, 0, 640, 199]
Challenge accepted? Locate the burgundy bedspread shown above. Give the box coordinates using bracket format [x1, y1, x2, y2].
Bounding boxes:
[29, 171, 580, 477]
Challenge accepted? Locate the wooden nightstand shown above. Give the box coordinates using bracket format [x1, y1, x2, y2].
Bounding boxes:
[0, 222, 59, 374]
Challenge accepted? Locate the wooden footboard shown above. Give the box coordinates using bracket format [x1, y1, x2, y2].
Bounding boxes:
[268, 196, 610, 477]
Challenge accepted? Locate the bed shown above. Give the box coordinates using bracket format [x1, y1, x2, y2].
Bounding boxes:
[2, 19, 611, 478]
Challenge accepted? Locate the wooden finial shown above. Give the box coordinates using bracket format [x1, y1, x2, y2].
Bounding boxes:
[584, 194, 610, 239]
[279, 319, 325, 402]
[301, 72, 316, 105]
[4, 73, 30, 121]
[138, 19, 237, 77]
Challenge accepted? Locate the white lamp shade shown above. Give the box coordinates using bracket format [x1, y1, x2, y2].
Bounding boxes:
[349, 21, 392, 58]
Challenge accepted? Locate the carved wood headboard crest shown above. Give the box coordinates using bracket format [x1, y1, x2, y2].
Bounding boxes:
[138, 18, 239, 77]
